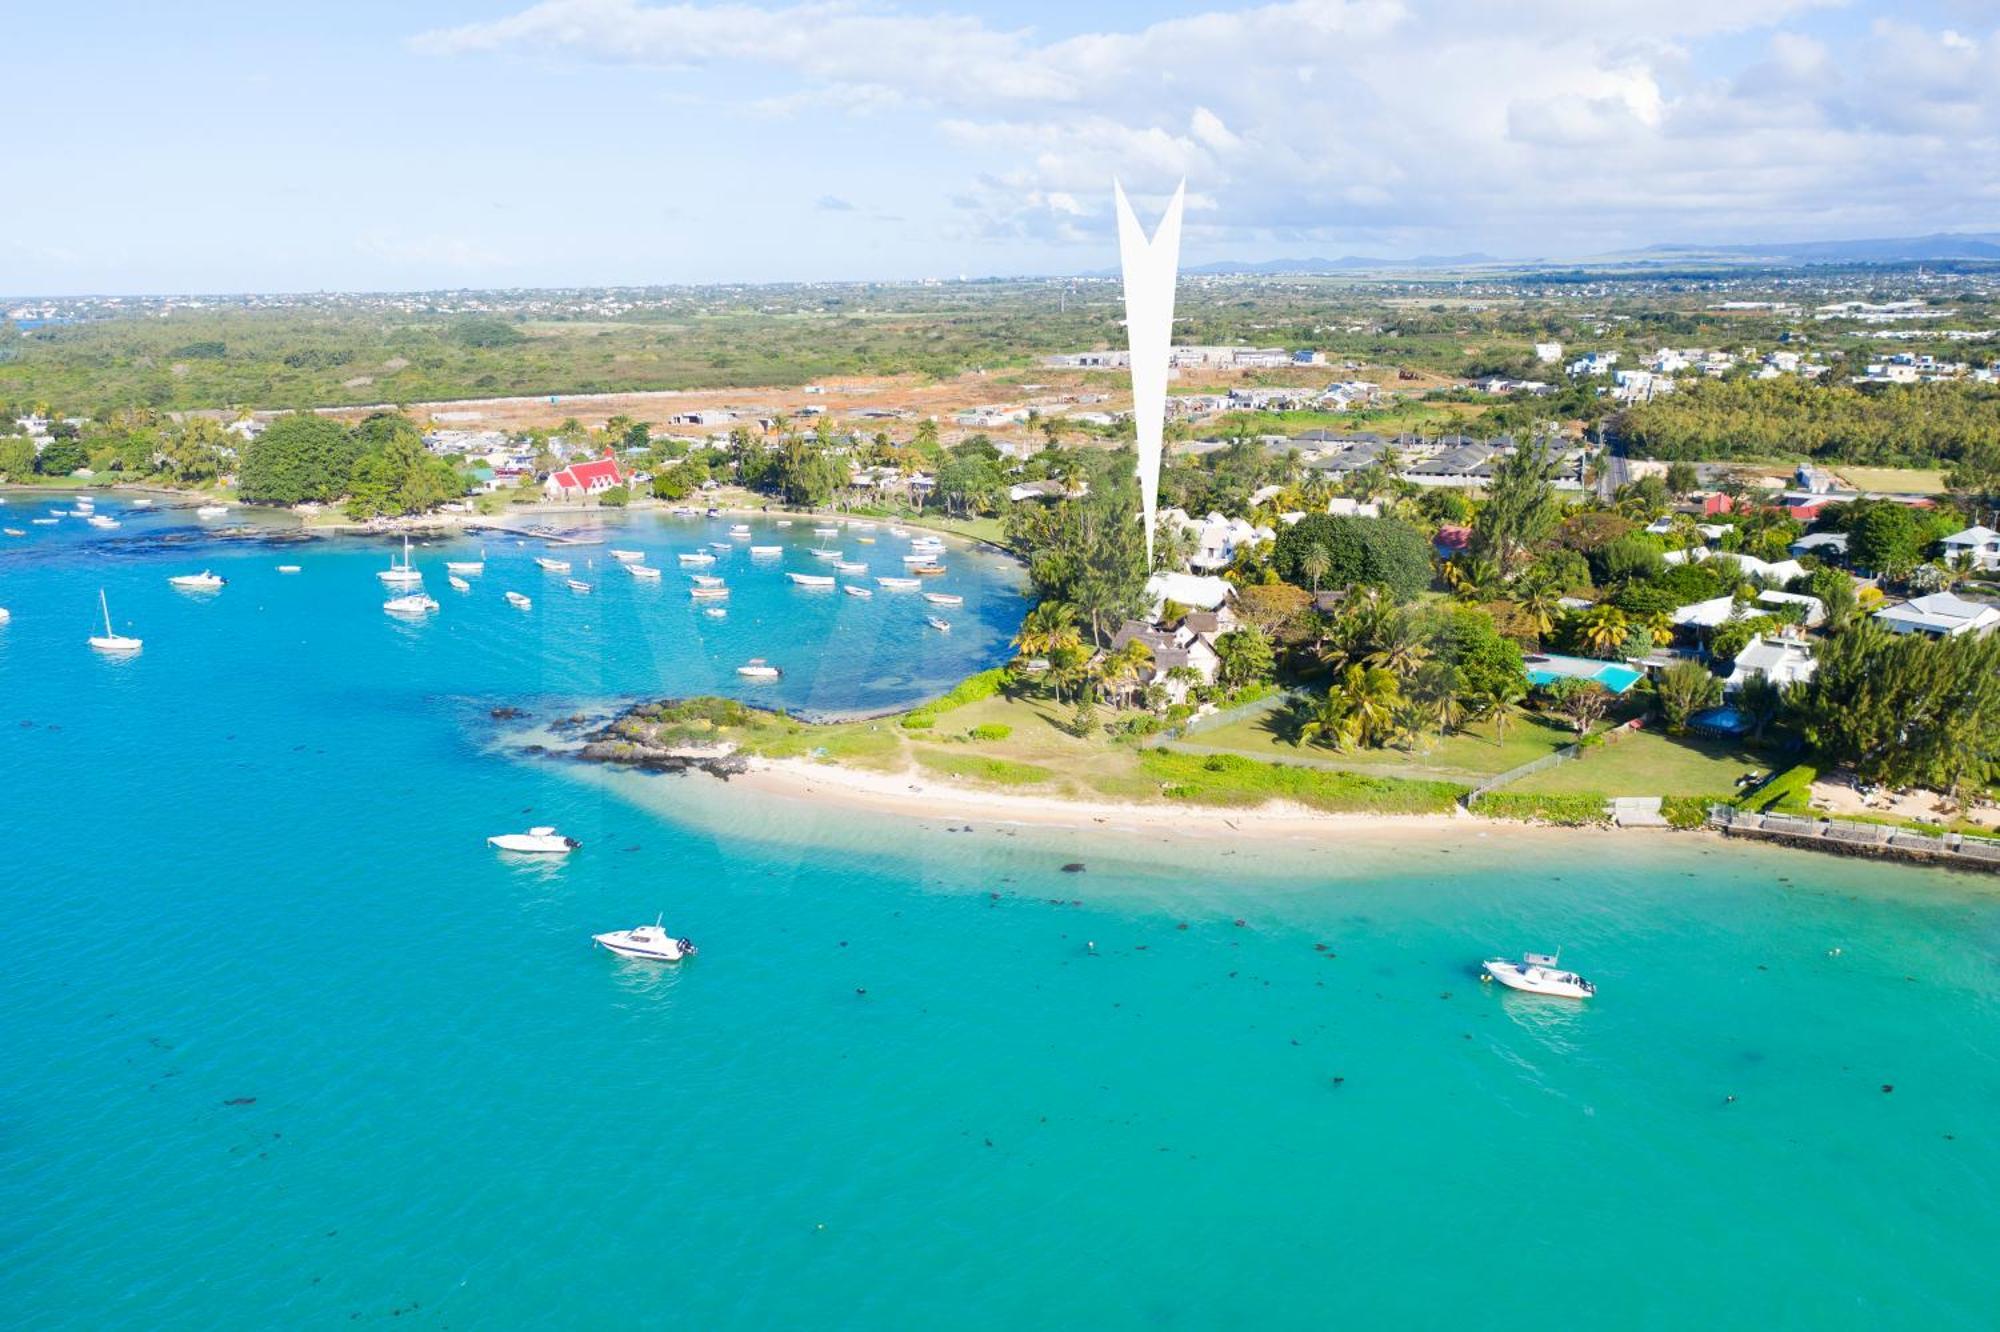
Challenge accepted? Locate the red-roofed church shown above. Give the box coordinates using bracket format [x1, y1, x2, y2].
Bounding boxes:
[544, 450, 625, 501]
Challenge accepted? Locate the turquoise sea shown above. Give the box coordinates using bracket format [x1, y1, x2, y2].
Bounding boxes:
[3, 492, 1999, 1329]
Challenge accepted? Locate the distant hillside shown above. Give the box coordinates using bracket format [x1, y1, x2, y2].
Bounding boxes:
[1182, 253, 1501, 275]
[1619, 232, 2000, 264]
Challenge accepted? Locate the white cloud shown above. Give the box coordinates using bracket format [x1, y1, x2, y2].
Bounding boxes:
[413, 0, 2000, 256]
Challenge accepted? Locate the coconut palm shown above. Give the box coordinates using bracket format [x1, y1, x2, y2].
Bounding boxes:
[1513, 577, 1562, 642]
[1098, 639, 1154, 709]
[1469, 676, 1527, 742]
[1331, 663, 1405, 749]
[1300, 544, 1333, 593]
[1578, 604, 1631, 658]
[1297, 691, 1357, 751]
[1013, 600, 1081, 661]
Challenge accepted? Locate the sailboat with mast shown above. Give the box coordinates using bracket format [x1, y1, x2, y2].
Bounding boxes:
[88, 589, 143, 654]
[377, 535, 422, 586]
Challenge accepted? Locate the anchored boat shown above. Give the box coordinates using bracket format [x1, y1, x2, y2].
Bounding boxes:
[592, 917, 697, 962]
[1483, 951, 1596, 999]
[488, 826, 579, 854]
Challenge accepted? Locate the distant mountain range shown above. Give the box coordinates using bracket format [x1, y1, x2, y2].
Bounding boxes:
[1179, 252, 1501, 275]
[1614, 232, 2000, 265]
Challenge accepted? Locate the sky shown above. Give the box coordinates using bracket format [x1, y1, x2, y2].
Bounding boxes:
[7, 0, 2000, 295]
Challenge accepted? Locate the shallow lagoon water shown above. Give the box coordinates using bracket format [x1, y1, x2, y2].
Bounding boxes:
[3, 494, 1998, 1328]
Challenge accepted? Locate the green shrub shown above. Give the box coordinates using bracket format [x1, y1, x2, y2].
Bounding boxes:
[1474, 792, 1611, 826]
[900, 668, 1007, 729]
[1661, 795, 1713, 829]
[1736, 762, 1817, 814]
[967, 723, 1012, 741]
[900, 714, 936, 730]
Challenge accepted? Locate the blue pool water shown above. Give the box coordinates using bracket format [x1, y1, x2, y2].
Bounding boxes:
[1527, 652, 1645, 694]
[3, 492, 1999, 1328]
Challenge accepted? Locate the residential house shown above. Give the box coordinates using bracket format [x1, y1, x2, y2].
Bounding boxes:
[1143, 571, 1233, 613]
[1533, 341, 1563, 364]
[1756, 590, 1827, 627]
[1725, 636, 1817, 692]
[1109, 605, 1239, 702]
[1567, 351, 1619, 377]
[1941, 525, 2000, 572]
[1789, 531, 1850, 562]
[1874, 592, 2000, 638]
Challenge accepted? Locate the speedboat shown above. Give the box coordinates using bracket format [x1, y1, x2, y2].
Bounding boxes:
[924, 592, 963, 606]
[627, 564, 662, 580]
[690, 585, 729, 600]
[89, 590, 142, 654]
[277, 564, 302, 574]
[875, 576, 920, 590]
[383, 592, 439, 617]
[488, 826, 579, 854]
[832, 561, 867, 574]
[567, 578, 592, 593]
[1482, 952, 1596, 999]
[608, 548, 645, 563]
[736, 659, 780, 678]
[505, 591, 533, 609]
[169, 571, 226, 591]
[787, 572, 834, 588]
[378, 535, 421, 585]
[679, 551, 716, 565]
[844, 584, 873, 598]
[926, 616, 951, 632]
[448, 575, 472, 592]
[592, 917, 696, 962]
[534, 556, 571, 574]
[196, 504, 229, 519]
[749, 545, 782, 556]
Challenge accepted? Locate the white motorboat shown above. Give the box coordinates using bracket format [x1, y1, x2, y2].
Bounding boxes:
[608, 548, 645, 563]
[383, 592, 439, 617]
[378, 535, 422, 586]
[812, 526, 839, 537]
[627, 564, 662, 580]
[448, 575, 472, 592]
[679, 551, 716, 565]
[488, 825, 580, 854]
[31, 517, 57, 526]
[844, 584, 873, 598]
[445, 548, 485, 574]
[567, 578, 592, 593]
[87, 514, 120, 530]
[534, 556, 572, 574]
[2, 528, 22, 537]
[749, 545, 782, 556]
[703, 607, 727, 618]
[924, 592, 964, 606]
[689, 573, 725, 587]
[50, 508, 70, 517]
[1482, 952, 1596, 999]
[926, 616, 952, 632]
[707, 541, 732, 552]
[690, 585, 730, 600]
[505, 591, 533, 609]
[592, 917, 696, 962]
[787, 572, 835, 588]
[775, 519, 793, 527]
[852, 521, 877, 531]
[277, 564, 302, 574]
[89, 589, 142, 654]
[729, 525, 751, 537]
[901, 553, 938, 565]
[169, 571, 226, 591]
[0, 607, 9, 624]
[832, 560, 867, 574]
[132, 498, 152, 508]
[736, 659, 780, 678]
[196, 504, 229, 519]
[875, 576, 920, 590]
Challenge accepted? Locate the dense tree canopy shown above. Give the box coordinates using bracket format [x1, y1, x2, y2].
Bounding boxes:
[1619, 378, 2000, 465]
[238, 413, 364, 504]
[1273, 513, 1433, 602]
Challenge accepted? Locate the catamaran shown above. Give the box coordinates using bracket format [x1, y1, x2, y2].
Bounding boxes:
[89, 589, 142, 653]
[378, 535, 422, 586]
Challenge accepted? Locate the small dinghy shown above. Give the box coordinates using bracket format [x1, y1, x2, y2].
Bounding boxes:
[832, 560, 867, 574]
[534, 556, 571, 574]
[689, 573, 725, 587]
[567, 578, 592, 594]
[736, 659, 780, 678]
[446, 549, 485, 574]
[875, 576, 920, 590]
[627, 564, 662, 580]
[3, 528, 24, 537]
[703, 607, 727, 618]
[277, 564, 302, 574]
[449, 575, 472, 592]
[728, 525, 751, 537]
[31, 517, 58, 526]
[707, 541, 732, 552]
[924, 592, 963, 606]
[383, 592, 439, 617]
[196, 504, 229, 519]
[169, 571, 226, 591]
[750, 545, 782, 557]
[488, 826, 579, 854]
[690, 585, 730, 600]
[808, 548, 841, 559]
[926, 615, 952, 633]
[679, 552, 716, 565]
[910, 564, 947, 576]
[1482, 951, 1595, 999]
[87, 514, 120, 529]
[593, 917, 696, 962]
[505, 591, 533, 610]
[812, 526, 840, 537]
[608, 549, 645, 563]
[787, 572, 834, 588]
[844, 584, 873, 598]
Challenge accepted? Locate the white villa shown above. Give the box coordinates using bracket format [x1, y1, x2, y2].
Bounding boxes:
[1874, 592, 2000, 638]
[1941, 525, 2000, 572]
[1725, 636, 1818, 693]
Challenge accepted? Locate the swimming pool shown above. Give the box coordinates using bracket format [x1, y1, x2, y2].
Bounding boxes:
[1525, 653, 1644, 694]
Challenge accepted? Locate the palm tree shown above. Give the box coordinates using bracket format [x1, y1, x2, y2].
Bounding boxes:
[1332, 663, 1404, 749]
[1099, 640, 1154, 709]
[1365, 614, 1432, 678]
[1300, 544, 1332, 593]
[1012, 601, 1081, 662]
[1298, 691, 1357, 751]
[1579, 605, 1630, 658]
[1470, 676, 1527, 743]
[1513, 577, 1562, 643]
[1044, 642, 1092, 704]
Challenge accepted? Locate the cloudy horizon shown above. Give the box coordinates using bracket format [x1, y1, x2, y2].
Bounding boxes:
[8, 0, 2000, 296]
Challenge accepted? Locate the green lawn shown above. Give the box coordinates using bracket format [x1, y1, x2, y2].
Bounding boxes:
[1506, 728, 1774, 798]
[1835, 466, 1948, 496]
[1192, 707, 1579, 781]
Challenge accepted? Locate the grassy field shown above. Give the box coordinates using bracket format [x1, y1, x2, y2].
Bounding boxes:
[1506, 728, 1773, 798]
[1190, 706, 1577, 780]
[1834, 466, 1949, 495]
